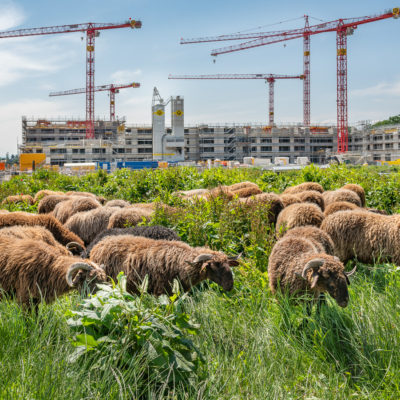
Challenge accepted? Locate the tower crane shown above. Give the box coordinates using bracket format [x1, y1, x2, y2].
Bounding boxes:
[0, 19, 142, 138]
[181, 7, 399, 152]
[168, 73, 304, 125]
[49, 82, 140, 121]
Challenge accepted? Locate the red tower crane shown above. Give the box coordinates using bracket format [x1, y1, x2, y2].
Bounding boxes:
[181, 7, 399, 152]
[49, 82, 140, 121]
[168, 73, 304, 125]
[0, 19, 142, 139]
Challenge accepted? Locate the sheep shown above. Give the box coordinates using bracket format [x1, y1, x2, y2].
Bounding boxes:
[275, 203, 324, 235]
[227, 181, 261, 192]
[52, 196, 101, 224]
[0, 226, 74, 255]
[0, 212, 84, 248]
[64, 206, 117, 245]
[279, 194, 302, 208]
[37, 194, 71, 214]
[323, 189, 361, 208]
[324, 201, 359, 217]
[268, 235, 355, 308]
[107, 206, 153, 229]
[283, 226, 334, 255]
[283, 182, 324, 195]
[321, 210, 400, 264]
[366, 208, 388, 215]
[89, 235, 239, 295]
[237, 193, 284, 224]
[174, 188, 209, 198]
[0, 210, 9, 214]
[66, 191, 106, 204]
[342, 183, 366, 207]
[105, 199, 131, 208]
[83, 226, 182, 258]
[296, 190, 325, 211]
[2, 195, 34, 205]
[231, 186, 263, 198]
[0, 236, 106, 306]
[33, 189, 64, 203]
[205, 186, 234, 201]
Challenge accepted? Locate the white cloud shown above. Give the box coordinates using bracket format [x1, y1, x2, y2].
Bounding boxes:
[0, 1, 25, 31]
[111, 69, 142, 84]
[350, 81, 400, 97]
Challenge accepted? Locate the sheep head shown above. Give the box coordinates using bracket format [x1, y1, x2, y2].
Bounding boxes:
[301, 256, 355, 308]
[186, 253, 240, 291]
[66, 261, 107, 293]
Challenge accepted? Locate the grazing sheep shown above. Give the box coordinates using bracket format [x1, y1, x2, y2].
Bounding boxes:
[275, 203, 324, 235]
[268, 235, 355, 308]
[107, 206, 153, 229]
[284, 226, 334, 255]
[37, 194, 71, 214]
[52, 196, 101, 224]
[296, 190, 325, 211]
[321, 210, 400, 264]
[90, 235, 239, 295]
[33, 190, 64, 203]
[0, 237, 106, 306]
[2, 195, 34, 205]
[66, 191, 106, 204]
[0, 226, 75, 255]
[231, 186, 263, 198]
[174, 188, 209, 198]
[342, 184, 366, 207]
[65, 207, 117, 245]
[323, 189, 361, 208]
[366, 208, 388, 215]
[83, 226, 181, 258]
[0, 212, 84, 247]
[283, 182, 324, 195]
[0, 210, 9, 214]
[324, 201, 359, 217]
[227, 181, 261, 192]
[238, 193, 284, 224]
[205, 186, 234, 201]
[280, 194, 302, 208]
[105, 199, 131, 208]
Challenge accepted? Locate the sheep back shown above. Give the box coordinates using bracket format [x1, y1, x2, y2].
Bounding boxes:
[53, 196, 101, 224]
[296, 190, 325, 211]
[323, 189, 361, 207]
[342, 184, 366, 207]
[324, 201, 359, 217]
[283, 182, 324, 195]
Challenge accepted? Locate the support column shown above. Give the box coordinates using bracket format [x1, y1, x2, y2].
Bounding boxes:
[303, 16, 310, 127]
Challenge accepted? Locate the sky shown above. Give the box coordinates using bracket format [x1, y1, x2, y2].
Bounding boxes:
[0, 0, 399, 154]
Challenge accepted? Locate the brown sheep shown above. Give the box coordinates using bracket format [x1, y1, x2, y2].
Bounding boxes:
[366, 208, 388, 215]
[280, 194, 302, 208]
[0, 210, 9, 214]
[324, 201, 359, 217]
[231, 186, 263, 198]
[321, 210, 400, 264]
[296, 190, 325, 211]
[2, 195, 34, 205]
[52, 196, 101, 224]
[38, 194, 71, 214]
[342, 184, 366, 207]
[0, 236, 106, 306]
[283, 226, 334, 255]
[90, 235, 239, 295]
[173, 188, 209, 198]
[107, 206, 153, 229]
[283, 182, 324, 195]
[237, 193, 284, 224]
[33, 190, 64, 203]
[227, 181, 260, 192]
[268, 235, 355, 308]
[105, 199, 131, 208]
[0, 213, 84, 247]
[275, 203, 324, 235]
[66, 191, 106, 204]
[323, 189, 361, 208]
[65, 206, 118, 245]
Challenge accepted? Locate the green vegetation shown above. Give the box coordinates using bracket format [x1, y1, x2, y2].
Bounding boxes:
[372, 114, 400, 127]
[1, 165, 400, 399]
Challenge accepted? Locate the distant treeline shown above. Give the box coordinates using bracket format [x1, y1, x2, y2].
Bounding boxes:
[372, 114, 400, 127]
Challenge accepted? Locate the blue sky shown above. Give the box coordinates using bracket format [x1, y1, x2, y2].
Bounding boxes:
[0, 0, 399, 153]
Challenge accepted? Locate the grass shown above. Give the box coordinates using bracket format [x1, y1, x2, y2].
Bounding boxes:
[1, 164, 400, 399]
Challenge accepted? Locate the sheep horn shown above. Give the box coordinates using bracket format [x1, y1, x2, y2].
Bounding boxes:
[66, 262, 94, 287]
[66, 242, 85, 254]
[301, 258, 325, 279]
[345, 265, 357, 277]
[193, 254, 214, 263]
[228, 253, 242, 261]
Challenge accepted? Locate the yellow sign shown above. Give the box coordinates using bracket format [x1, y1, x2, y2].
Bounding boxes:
[154, 109, 164, 116]
[174, 110, 183, 117]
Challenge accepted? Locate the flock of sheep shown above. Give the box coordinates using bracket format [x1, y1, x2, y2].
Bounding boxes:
[0, 179, 394, 312]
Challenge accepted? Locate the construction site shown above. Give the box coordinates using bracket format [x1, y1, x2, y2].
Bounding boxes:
[1, 7, 399, 171]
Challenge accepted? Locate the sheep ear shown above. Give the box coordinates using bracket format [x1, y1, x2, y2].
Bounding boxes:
[228, 260, 240, 267]
[310, 273, 319, 289]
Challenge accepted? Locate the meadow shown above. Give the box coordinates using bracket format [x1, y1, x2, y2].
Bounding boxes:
[1, 164, 400, 399]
